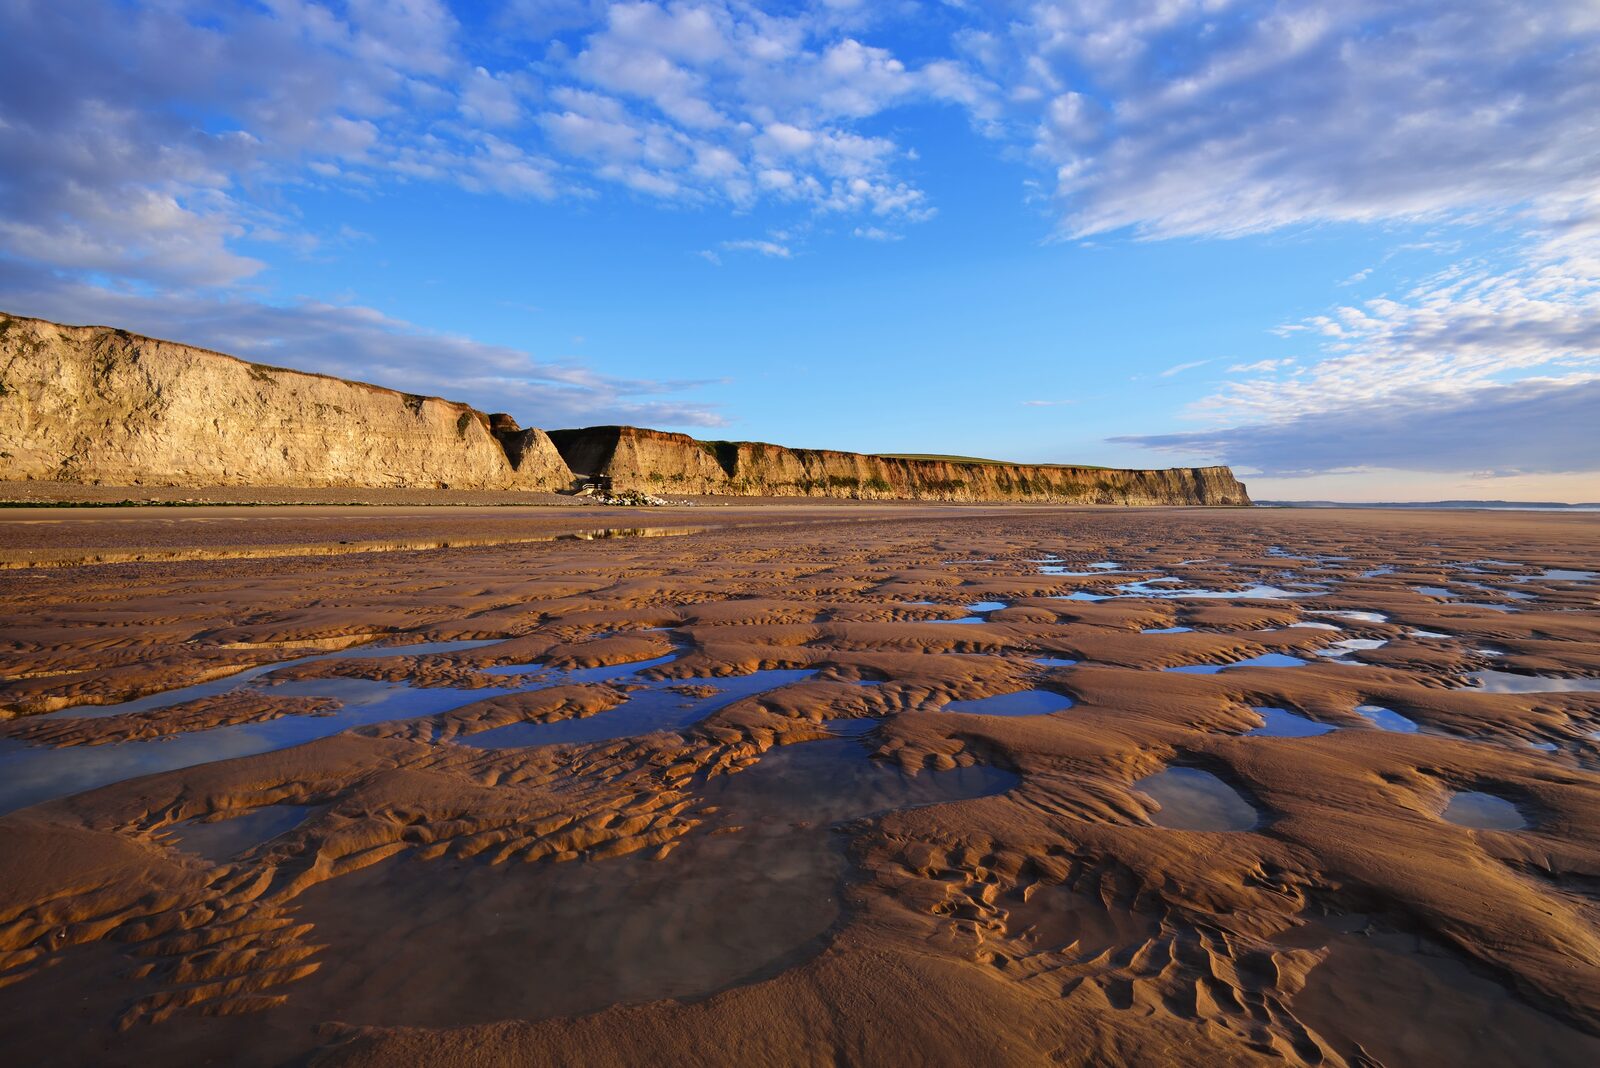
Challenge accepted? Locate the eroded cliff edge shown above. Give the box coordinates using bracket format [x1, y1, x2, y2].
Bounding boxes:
[0, 313, 1249, 504]
[0, 314, 569, 491]
[549, 426, 1251, 505]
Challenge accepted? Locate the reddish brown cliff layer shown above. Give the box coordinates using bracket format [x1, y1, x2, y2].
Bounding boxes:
[548, 426, 1250, 505]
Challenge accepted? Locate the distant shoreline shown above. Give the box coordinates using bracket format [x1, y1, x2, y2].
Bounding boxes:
[1256, 500, 1600, 511]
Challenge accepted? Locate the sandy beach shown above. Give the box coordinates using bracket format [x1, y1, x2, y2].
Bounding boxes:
[1, 504, 1597, 1066]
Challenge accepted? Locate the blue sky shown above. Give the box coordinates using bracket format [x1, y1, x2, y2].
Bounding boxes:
[2, 1, 1597, 500]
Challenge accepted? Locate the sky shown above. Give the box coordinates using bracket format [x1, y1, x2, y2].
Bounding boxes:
[1, 1, 1597, 502]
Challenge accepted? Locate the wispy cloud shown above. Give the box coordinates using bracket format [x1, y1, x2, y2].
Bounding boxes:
[0, 263, 726, 429]
[1115, 376, 1600, 478]
[719, 239, 792, 258]
[1227, 358, 1295, 374]
[958, 2, 1600, 241]
[1159, 359, 1210, 378]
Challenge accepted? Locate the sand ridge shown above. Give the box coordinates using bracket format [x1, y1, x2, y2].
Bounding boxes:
[0, 506, 1597, 1065]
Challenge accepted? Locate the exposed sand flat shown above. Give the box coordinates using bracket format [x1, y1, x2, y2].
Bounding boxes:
[0, 506, 1597, 1066]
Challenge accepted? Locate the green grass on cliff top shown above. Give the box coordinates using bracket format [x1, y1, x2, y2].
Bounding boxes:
[877, 453, 1109, 469]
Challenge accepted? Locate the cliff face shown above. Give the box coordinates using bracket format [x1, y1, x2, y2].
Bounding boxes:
[1, 313, 1248, 504]
[0, 314, 571, 491]
[549, 426, 1250, 505]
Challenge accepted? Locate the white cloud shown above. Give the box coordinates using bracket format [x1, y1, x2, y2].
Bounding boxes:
[720, 239, 791, 258]
[965, 1, 1600, 240]
[1227, 358, 1294, 374]
[0, 262, 725, 428]
[1116, 376, 1600, 478]
[1159, 359, 1210, 377]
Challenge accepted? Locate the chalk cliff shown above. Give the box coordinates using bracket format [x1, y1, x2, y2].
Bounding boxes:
[549, 426, 1251, 505]
[0, 314, 570, 491]
[0, 313, 1248, 504]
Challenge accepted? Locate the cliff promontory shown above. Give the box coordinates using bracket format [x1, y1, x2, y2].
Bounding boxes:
[0, 314, 569, 491]
[1, 313, 1248, 505]
[549, 426, 1250, 505]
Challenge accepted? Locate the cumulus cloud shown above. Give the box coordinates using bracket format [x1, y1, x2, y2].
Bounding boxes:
[0, 0, 979, 291]
[535, 2, 952, 221]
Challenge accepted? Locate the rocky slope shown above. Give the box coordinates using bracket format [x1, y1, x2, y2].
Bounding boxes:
[549, 426, 1251, 505]
[0, 314, 570, 491]
[1, 313, 1247, 504]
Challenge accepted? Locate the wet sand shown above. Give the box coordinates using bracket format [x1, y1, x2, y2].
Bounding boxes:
[1, 505, 1597, 1065]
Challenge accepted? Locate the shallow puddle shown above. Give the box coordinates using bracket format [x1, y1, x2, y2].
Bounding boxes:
[940, 690, 1074, 717]
[1355, 705, 1419, 732]
[1141, 625, 1193, 634]
[1441, 791, 1528, 830]
[1164, 652, 1307, 674]
[166, 804, 318, 862]
[58, 639, 500, 721]
[1467, 670, 1600, 694]
[1316, 638, 1388, 660]
[1311, 610, 1388, 624]
[0, 678, 515, 814]
[1246, 707, 1336, 738]
[1118, 582, 1312, 600]
[1286, 919, 1600, 1067]
[1034, 656, 1079, 667]
[480, 652, 678, 683]
[1134, 768, 1260, 831]
[287, 738, 1015, 1029]
[460, 669, 816, 749]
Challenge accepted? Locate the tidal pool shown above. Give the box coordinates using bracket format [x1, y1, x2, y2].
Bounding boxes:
[1164, 653, 1307, 674]
[1467, 671, 1600, 694]
[1311, 610, 1389, 624]
[460, 669, 816, 749]
[1441, 791, 1529, 831]
[166, 803, 320, 862]
[1247, 707, 1336, 738]
[1285, 918, 1600, 1068]
[940, 690, 1074, 717]
[1118, 581, 1314, 600]
[1317, 638, 1388, 660]
[0, 676, 518, 814]
[1134, 768, 1260, 831]
[1355, 705, 1419, 732]
[57, 639, 500, 721]
[480, 652, 678, 682]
